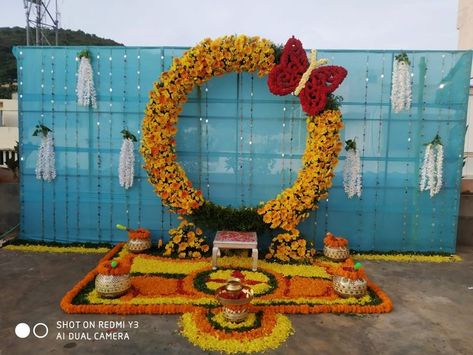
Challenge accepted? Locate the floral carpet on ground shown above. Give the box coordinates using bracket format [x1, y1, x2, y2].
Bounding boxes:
[61, 243, 392, 315]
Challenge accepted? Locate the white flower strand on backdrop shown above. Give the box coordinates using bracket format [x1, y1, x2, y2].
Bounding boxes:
[342, 139, 362, 199]
[420, 135, 444, 197]
[118, 129, 137, 190]
[35, 132, 56, 182]
[76, 53, 97, 108]
[390, 53, 412, 113]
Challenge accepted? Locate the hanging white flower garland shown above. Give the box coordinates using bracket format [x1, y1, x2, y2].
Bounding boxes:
[119, 129, 136, 189]
[420, 134, 443, 197]
[76, 50, 97, 108]
[391, 52, 412, 113]
[343, 139, 362, 199]
[33, 123, 56, 182]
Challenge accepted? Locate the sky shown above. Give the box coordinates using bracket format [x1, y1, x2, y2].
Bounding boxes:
[0, 0, 460, 49]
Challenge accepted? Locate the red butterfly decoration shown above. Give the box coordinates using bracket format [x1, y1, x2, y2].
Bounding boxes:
[268, 36, 347, 116]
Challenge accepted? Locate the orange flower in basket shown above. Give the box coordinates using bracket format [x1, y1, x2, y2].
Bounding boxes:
[333, 258, 366, 281]
[97, 257, 131, 276]
[128, 228, 151, 240]
[324, 232, 348, 248]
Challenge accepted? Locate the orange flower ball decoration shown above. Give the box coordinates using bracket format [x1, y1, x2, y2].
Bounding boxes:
[333, 259, 366, 281]
[128, 228, 151, 240]
[97, 256, 132, 276]
[323, 232, 348, 248]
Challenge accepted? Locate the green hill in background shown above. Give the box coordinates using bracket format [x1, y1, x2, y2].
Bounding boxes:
[0, 27, 122, 98]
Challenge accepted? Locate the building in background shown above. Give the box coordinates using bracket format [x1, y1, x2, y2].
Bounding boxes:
[0, 93, 18, 167]
[458, 0, 473, 184]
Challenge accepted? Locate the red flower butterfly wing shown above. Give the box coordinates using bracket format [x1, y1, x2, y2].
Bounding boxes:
[312, 66, 347, 94]
[299, 66, 347, 116]
[268, 36, 308, 96]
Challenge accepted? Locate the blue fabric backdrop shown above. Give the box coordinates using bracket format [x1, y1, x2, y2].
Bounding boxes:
[14, 46, 472, 252]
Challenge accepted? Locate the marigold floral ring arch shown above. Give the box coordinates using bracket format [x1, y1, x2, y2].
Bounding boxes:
[141, 35, 345, 234]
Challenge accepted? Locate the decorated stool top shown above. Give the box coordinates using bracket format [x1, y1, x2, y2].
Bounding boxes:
[214, 231, 257, 246]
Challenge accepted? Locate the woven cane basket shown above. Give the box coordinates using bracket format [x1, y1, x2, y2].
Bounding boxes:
[332, 275, 367, 298]
[95, 274, 131, 298]
[323, 245, 350, 262]
[127, 238, 152, 253]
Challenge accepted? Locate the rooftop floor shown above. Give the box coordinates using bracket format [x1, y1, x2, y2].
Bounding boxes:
[0, 247, 472, 354]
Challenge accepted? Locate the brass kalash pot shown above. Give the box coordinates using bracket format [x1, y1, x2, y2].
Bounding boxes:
[216, 277, 254, 322]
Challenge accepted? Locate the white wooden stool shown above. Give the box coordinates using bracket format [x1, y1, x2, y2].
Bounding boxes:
[212, 231, 258, 271]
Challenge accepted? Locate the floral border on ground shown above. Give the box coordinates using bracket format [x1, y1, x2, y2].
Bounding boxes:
[353, 252, 461, 263]
[179, 309, 294, 354]
[60, 243, 393, 315]
[4, 243, 111, 254]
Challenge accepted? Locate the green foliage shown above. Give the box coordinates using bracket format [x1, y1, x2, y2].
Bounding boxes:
[193, 267, 277, 297]
[121, 129, 137, 142]
[395, 52, 410, 65]
[188, 201, 267, 234]
[345, 138, 357, 151]
[32, 122, 52, 137]
[77, 49, 90, 59]
[71, 280, 94, 305]
[271, 43, 284, 64]
[0, 26, 122, 98]
[0, 85, 16, 99]
[430, 133, 442, 146]
[325, 94, 343, 111]
[206, 310, 264, 332]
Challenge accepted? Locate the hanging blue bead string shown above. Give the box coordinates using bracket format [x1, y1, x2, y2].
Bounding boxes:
[281, 103, 287, 189]
[204, 82, 210, 200]
[372, 54, 386, 250]
[18, 49, 25, 239]
[248, 74, 255, 203]
[430, 54, 447, 250]
[160, 48, 166, 236]
[237, 73, 244, 206]
[356, 54, 370, 247]
[108, 49, 115, 241]
[40, 51, 45, 241]
[96, 51, 103, 242]
[122, 49, 130, 228]
[75, 52, 81, 239]
[137, 49, 143, 227]
[413, 55, 428, 249]
[402, 52, 415, 251]
[64, 49, 70, 242]
[51, 52, 57, 241]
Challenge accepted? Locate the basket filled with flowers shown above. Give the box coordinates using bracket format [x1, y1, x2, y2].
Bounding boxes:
[117, 224, 152, 253]
[323, 232, 350, 262]
[95, 257, 132, 298]
[332, 259, 367, 298]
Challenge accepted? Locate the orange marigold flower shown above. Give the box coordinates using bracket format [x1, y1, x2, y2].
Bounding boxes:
[128, 228, 151, 240]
